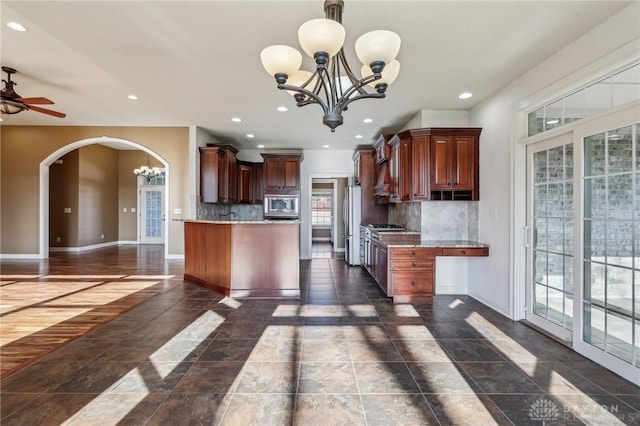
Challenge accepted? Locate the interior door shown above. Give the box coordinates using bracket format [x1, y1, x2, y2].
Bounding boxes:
[139, 185, 165, 244]
[525, 133, 575, 342]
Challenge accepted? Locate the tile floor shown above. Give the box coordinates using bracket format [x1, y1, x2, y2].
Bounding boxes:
[1, 248, 639, 425]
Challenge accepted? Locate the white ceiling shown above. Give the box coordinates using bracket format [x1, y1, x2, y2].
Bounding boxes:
[0, 1, 632, 151]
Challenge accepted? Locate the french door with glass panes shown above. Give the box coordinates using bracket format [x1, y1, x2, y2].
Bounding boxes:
[526, 121, 640, 384]
[526, 133, 575, 342]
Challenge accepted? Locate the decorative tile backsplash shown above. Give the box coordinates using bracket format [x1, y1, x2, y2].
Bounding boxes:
[389, 201, 479, 240]
[197, 202, 263, 221]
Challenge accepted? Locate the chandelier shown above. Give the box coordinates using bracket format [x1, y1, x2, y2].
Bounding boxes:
[133, 154, 163, 182]
[260, 0, 401, 131]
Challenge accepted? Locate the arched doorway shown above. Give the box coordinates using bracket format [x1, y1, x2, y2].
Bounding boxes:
[39, 137, 169, 258]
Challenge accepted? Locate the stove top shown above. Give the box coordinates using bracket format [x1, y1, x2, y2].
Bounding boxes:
[367, 224, 404, 229]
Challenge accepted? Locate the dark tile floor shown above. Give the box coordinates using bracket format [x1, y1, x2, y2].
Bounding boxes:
[1, 248, 639, 425]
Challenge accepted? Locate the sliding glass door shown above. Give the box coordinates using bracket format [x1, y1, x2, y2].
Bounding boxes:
[526, 120, 640, 384]
[581, 123, 639, 372]
[526, 134, 575, 341]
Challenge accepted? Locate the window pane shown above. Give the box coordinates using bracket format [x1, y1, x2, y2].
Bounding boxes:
[544, 99, 563, 131]
[565, 143, 574, 180]
[608, 174, 633, 219]
[608, 126, 633, 173]
[612, 64, 640, 107]
[607, 311, 633, 364]
[584, 133, 606, 176]
[528, 108, 544, 136]
[534, 150, 547, 183]
[585, 78, 612, 116]
[584, 177, 606, 218]
[564, 89, 585, 124]
[606, 265, 632, 313]
[584, 219, 606, 261]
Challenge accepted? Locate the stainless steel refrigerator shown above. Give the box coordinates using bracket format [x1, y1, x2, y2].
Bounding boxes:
[343, 185, 361, 265]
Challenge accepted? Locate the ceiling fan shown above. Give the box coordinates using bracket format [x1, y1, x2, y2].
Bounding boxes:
[1, 66, 66, 118]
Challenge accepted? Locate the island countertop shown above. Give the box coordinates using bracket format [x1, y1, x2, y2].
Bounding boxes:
[183, 219, 301, 225]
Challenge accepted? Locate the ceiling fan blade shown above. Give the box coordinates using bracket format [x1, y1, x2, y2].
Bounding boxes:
[28, 105, 66, 118]
[17, 97, 54, 105]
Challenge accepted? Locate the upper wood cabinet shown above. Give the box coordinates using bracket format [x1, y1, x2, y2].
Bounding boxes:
[261, 153, 303, 194]
[237, 161, 264, 205]
[352, 149, 388, 225]
[389, 128, 481, 202]
[199, 144, 239, 204]
[372, 133, 392, 164]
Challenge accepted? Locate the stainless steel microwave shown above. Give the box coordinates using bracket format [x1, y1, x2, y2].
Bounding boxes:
[264, 194, 299, 219]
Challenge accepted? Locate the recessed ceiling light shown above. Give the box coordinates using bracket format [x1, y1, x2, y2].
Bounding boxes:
[458, 92, 473, 99]
[246, 134, 255, 138]
[231, 117, 242, 122]
[257, 144, 265, 148]
[546, 119, 560, 125]
[363, 118, 373, 124]
[128, 94, 138, 100]
[6, 21, 26, 32]
[277, 106, 288, 112]
[355, 134, 363, 139]
[322, 145, 330, 148]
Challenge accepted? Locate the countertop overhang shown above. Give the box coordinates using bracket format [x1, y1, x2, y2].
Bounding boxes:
[381, 239, 489, 248]
[184, 219, 301, 225]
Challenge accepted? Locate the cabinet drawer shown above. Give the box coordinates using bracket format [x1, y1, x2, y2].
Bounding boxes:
[441, 247, 488, 257]
[390, 247, 441, 258]
[390, 259, 434, 271]
[391, 272, 434, 295]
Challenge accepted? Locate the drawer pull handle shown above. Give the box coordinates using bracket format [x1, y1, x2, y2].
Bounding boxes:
[411, 281, 416, 286]
[411, 251, 416, 256]
[461, 250, 466, 254]
[412, 262, 416, 267]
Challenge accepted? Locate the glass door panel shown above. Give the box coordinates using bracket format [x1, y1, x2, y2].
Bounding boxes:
[527, 138, 574, 337]
[582, 123, 638, 369]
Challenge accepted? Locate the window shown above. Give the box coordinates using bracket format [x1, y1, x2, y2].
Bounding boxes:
[528, 63, 640, 137]
[311, 191, 332, 226]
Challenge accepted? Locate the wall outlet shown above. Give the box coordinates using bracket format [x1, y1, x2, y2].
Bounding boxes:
[101, 234, 104, 239]
[131, 208, 136, 213]
[56, 237, 61, 242]
[64, 207, 71, 213]
[123, 207, 127, 213]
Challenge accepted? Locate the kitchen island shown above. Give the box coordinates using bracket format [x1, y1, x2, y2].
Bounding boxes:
[184, 220, 300, 298]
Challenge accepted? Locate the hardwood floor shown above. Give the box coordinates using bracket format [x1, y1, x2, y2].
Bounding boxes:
[0, 245, 183, 378]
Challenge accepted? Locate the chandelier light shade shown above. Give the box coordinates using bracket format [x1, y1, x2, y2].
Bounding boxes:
[0, 99, 27, 114]
[260, 0, 401, 131]
[134, 154, 163, 182]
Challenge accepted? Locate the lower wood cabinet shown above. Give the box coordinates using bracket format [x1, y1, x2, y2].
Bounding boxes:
[388, 247, 439, 304]
[365, 243, 489, 303]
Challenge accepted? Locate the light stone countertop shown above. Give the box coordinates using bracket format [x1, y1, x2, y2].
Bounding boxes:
[380, 239, 489, 248]
[184, 219, 301, 224]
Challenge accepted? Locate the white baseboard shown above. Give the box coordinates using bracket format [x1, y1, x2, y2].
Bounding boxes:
[166, 254, 184, 260]
[435, 284, 468, 295]
[312, 237, 332, 242]
[49, 241, 121, 252]
[0, 253, 43, 259]
[118, 240, 139, 245]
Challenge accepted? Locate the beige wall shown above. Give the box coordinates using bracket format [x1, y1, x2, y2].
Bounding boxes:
[78, 145, 119, 246]
[0, 126, 189, 256]
[49, 150, 79, 247]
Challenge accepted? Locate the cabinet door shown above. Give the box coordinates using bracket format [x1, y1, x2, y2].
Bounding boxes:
[263, 158, 282, 192]
[410, 136, 429, 200]
[227, 153, 237, 204]
[282, 158, 300, 191]
[399, 139, 412, 201]
[389, 142, 400, 202]
[237, 163, 253, 204]
[377, 246, 388, 294]
[452, 135, 474, 190]
[253, 164, 264, 204]
[430, 135, 452, 190]
[199, 148, 221, 203]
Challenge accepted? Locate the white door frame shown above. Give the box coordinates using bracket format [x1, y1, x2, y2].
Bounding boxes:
[39, 137, 170, 259]
[307, 173, 351, 258]
[137, 182, 166, 244]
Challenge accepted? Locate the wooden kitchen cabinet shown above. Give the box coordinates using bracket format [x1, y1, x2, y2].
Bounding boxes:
[199, 144, 239, 204]
[373, 133, 392, 164]
[237, 161, 264, 204]
[261, 153, 302, 194]
[430, 132, 479, 200]
[387, 128, 481, 202]
[353, 149, 388, 225]
[388, 247, 442, 304]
